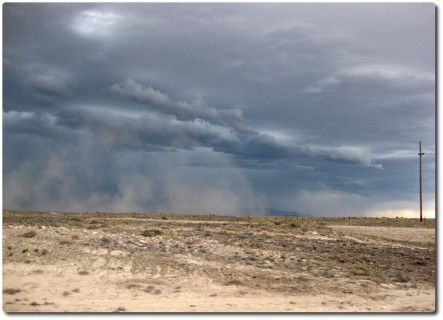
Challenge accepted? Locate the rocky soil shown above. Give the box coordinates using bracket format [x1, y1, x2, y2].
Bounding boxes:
[2, 211, 436, 312]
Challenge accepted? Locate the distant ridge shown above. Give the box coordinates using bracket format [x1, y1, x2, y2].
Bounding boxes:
[265, 208, 314, 218]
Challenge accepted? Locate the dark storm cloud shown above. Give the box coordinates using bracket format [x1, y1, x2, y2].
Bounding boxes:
[2, 3, 435, 216]
[52, 80, 382, 167]
[55, 107, 239, 152]
[4, 111, 56, 138]
[20, 64, 72, 100]
[109, 78, 253, 134]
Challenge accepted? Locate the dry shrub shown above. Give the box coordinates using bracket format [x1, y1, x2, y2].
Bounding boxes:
[101, 237, 111, 244]
[144, 285, 155, 292]
[224, 279, 244, 286]
[78, 270, 90, 275]
[3, 288, 21, 295]
[351, 267, 370, 277]
[21, 230, 37, 238]
[394, 272, 411, 283]
[290, 221, 301, 228]
[126, 284, 141, 289]
[141, 229, 162, 237]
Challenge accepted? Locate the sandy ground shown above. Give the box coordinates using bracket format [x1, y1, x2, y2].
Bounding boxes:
[2, 213, 436, 313]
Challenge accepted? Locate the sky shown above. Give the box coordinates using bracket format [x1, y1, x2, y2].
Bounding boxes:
[2, 2, 436, 217]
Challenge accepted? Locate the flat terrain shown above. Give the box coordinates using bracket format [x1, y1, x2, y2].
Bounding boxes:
[2, 211, 435, 312]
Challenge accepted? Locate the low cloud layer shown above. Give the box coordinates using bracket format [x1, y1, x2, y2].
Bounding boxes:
[3, 3, 435, 217]
[110, 78, 253, 134]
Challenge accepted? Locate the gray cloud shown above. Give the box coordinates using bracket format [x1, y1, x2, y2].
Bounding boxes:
[55, 107, 239, 152]
[20, 64, 72, 98]
[51, 86, 383, 168]
[2, 3, 435, 217]
[109, 78, 254, 134]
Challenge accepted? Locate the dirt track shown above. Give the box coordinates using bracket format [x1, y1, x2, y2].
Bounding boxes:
[2, 212, 436, 312]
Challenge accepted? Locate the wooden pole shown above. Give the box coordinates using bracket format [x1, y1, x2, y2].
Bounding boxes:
[419, 141, 425, 223]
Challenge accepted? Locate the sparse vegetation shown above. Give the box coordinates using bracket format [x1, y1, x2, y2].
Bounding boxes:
[2, 210, 436, 312]
[3, 209, 435, 229]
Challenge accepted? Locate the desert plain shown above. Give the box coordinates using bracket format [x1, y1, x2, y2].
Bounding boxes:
[2, 210, 435, 313]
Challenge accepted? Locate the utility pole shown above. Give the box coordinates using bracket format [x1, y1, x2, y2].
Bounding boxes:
[418, 141, 425, 223]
